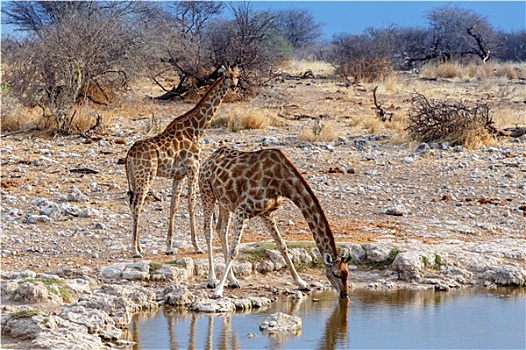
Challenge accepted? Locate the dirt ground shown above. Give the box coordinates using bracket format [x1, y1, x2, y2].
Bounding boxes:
[1, 69, 525, 277]
[1, 67, 525, 350]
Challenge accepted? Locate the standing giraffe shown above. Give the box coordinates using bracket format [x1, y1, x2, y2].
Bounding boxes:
[126, 65, 239, 258]
[199, 147, 351, 299]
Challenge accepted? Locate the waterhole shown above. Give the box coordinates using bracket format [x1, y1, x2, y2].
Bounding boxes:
[124, 287, 524, 349]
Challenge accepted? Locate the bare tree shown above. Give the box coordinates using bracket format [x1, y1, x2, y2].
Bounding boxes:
[328, 27, 397, 82]
[2, 1, 149, 133]
[273, 7, 322, 52]
[425, 5, 498, 62]
[205, 2, 288, 94]
[135, 1, 225, 100]
[502, 30, 526, 62]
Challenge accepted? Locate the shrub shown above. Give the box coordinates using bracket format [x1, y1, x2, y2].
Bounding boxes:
[407, 92, 496, 148]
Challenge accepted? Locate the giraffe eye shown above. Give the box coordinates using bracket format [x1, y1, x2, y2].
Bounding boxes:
[332, 272, 340, 279]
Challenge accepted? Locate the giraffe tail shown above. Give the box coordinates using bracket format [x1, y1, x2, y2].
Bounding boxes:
[127, 190, 134, 205]
[124, 152, 135, 206]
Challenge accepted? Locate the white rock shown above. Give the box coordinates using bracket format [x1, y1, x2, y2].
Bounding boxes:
[259, 312, 302, 333]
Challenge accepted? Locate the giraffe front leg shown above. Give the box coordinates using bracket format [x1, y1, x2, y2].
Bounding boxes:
[262, 214, 310, 291]
[187, 168, 203, 254]
[212, 212, 247, 299]
[166, 179, 183, 255]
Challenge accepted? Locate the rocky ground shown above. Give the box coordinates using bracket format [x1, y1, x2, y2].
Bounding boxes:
[1, 73, 525, 348]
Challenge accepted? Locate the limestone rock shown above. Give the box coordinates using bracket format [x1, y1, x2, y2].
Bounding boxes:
[100, 263, 126, 280]
[151, 265, 182, 282]
[266, 249, 286, 270]
[485, 265, 526, 286]
[122, 260, 150, 281]
[259, 312, 302, 333]
[255, 259, 275, 274]
[231, 261, 253, 277]
[288, 248, 313, 265]
[189, 298, 237, 313]
[392, 251, 424, 281]
[12, 282, 63, 304]
[364, 244, 393, 262]
[163, 285, 195, 306]
[60, 305, 121, 340]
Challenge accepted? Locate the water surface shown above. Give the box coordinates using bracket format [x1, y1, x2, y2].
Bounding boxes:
[124, 287, 525, 349]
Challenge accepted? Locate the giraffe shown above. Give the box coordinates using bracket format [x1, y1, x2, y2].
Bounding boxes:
[199, 147, 351, 299]
[125, 65, 239, 258]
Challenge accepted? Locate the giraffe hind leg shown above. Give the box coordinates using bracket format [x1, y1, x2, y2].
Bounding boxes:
[128, 161, 155, 258]
[130, 187, 148, 258]
[217, 208, 239, 288]
[212, 210, 248, 299]
[202, 189, 217, 288]
[187, 166, 203, 253]
[166, 178, 183, 255]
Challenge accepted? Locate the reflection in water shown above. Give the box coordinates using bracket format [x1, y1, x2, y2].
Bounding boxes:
[317, 300, 348, 350]
[125, 287, 525, 350]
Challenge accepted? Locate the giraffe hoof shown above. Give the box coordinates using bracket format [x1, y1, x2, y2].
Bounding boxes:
[207, 283, 216, 289]
[228, 282, 241, 289]
[194, 249, 204, 254]
[211, 293, 222, 299]
[165, 249, 175, 255]
[133, 253, 143, 259]
[299, 284, 311, 291]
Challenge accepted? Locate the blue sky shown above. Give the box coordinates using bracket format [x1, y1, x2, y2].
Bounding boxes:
[251, 1, 526, 38]
[1, 1, 524, 39]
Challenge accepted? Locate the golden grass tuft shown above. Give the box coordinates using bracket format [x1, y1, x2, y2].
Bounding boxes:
[420, 61, 525, 82]
[432, 62, 463, 79]
[386, 112, 408, 134]
[362, 116, 382, 135]
[449, 127, 496, 149]
[298, 121, 340, 142]
[494, 64, 518, 80]
[280, 59, 335, 77]
[378, 72, 402, 92]
[211, 104, 283, 132]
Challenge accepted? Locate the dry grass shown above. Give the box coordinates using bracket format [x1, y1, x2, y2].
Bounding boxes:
[420, 61, 525, 81]
[491, 107, 526, 130]
[2, 59, 523, 147]
[298, 120, 340, 142]
[378, 72, 403, 92]
[420, 62, 463, 79]
[362, 116, 382, 135]
[0, 104, 112, 135]
[280, 59, 335, 77]
[211, 104, 282, 132]
[386, 112, 408, 135]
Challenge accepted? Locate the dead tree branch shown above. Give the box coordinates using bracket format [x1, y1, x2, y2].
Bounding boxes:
[372, 86, 393, 122]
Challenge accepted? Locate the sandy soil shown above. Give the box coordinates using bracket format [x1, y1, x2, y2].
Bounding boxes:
[1, 72, 525, 277]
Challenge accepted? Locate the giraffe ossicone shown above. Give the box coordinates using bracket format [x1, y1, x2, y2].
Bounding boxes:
[125, 65, 239, 258]
[199, 147, 351, 300]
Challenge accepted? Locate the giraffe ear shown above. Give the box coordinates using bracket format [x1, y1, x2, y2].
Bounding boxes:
[323, 253, 333, 265]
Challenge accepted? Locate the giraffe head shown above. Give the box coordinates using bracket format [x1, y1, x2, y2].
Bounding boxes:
[220, 64, 240, 89]
[323, 253, 351, 300]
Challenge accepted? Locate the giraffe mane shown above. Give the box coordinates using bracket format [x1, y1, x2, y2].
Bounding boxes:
[273, 149, 339, 256]
[163, 76, 226, 131]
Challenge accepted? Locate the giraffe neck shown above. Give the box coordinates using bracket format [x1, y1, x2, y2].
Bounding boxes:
[280, 160, 339, 260]
[171, 77, 229, 139]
